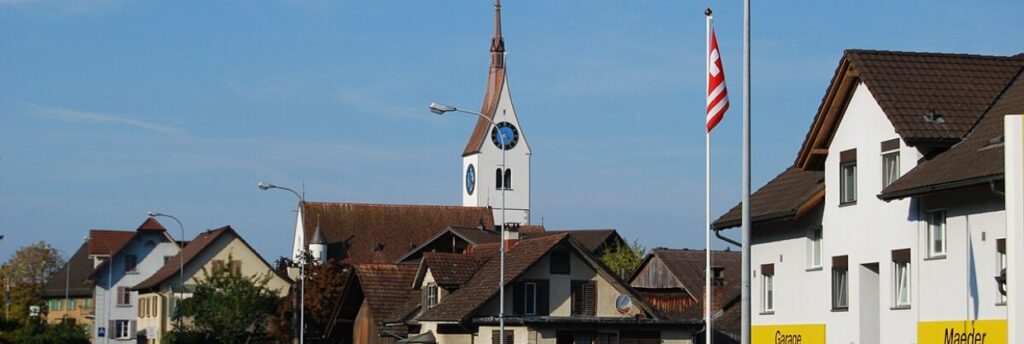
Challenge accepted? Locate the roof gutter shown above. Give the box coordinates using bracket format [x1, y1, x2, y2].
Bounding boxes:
[712, 228, 741, 247]
[878, 174, 1004, 201]
[710, 211, 795, 231]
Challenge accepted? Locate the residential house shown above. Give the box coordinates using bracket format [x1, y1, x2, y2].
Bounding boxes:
[712, 50, 1024, 343]
[87, 218, 181, 343]
[130, 226, 291, 344]
[41, 242, 95, 332]
[628, 248, 741, 344]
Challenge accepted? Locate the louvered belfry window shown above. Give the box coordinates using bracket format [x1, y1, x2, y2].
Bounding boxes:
[571, 280, 596, 316]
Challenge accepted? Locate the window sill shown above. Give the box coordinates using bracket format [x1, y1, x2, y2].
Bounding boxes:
[923, 255, 947, 261]
[831, 307, 848, 312]
[115, 304, 132, 308]
[759, 311, 774, 315]
[996, 302, 1007, 307]
[890, 305, 911, 310]
[838, 201, 857, 208]
[806, 266, 823, 272]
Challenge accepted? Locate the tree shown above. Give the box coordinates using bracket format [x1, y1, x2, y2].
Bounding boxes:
[269, 253, 354, 342]
[600, 239, 646, 280]
[0, 241, 64, 324]
[165, 256, 284, 344]
[0, 318, 89, 344]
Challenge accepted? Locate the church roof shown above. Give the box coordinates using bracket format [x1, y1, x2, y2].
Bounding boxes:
[463, 0, 508, 157]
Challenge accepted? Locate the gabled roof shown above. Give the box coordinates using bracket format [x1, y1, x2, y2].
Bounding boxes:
[712, 166, 824, 230]
[523, 229, 622, 254]
[633, 249, 741, 314]
[132, 225, 286, 291]
[796, 50, 1024, 169]
[42, 242, 95, 298]
[354, 264, 419, 323]
[137, 217, 167, 231]
[880, 68, 1024, 199]
[417, 234, 658, 323]
[416, 252, 488, 289]
[395, 227, 500, 264]
[87, 229, 134, 256]
[301, 202, 494, 264]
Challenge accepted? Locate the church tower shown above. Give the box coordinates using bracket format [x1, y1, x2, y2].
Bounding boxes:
[462, 0, 531, 226]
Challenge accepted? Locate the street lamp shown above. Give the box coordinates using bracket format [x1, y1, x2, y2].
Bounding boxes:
[257, 182, 305, 343]
[147, 212, 186, 325]
[429, 102, 510, 344]
[85, 235, 113, 344]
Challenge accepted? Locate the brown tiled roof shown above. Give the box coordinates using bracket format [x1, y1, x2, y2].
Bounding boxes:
[712, 166, 825, 230]
[881, 70, 1024, 199]
[42, 243, 95, 298]
[137, 218, 167, 231]
[132, 227, 232, 291]
[449, 227, 501, 245]
[420, 252, 488, 288]
[642, 249, 741, 316]
[796, 50, 1024, 169]
[417, 234, 567, 321]
[355, 264, 419, 323]
[301, 202, 494, 264]
[517, 225, 546, 234]
[523, 229, 622, 254]
[87, 229, 134, 256]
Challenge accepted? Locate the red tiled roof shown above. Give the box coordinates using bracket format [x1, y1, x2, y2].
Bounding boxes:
[354, 264, 418, 323]
[796, 50, 1024, 169]
[881, 69, 1024, 199]
[87, 229, 134, 256]
[420, 252, 488, 288]
[42, 243, 95, 298]
[524, 229, 622, 254]
[137, 217, 167, 231]
[301, 202, 494, 264]
[712, 166, 824, 230]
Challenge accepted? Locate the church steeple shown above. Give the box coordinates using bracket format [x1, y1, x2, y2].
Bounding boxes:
[490, 0, 505, 67]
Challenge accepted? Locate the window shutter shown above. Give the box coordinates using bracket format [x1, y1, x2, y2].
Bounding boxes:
[129, 320, 136, 339]
[998, 239, 1006, 254]
[840, 149, 857, 163]
[760, 264, 774, 276]
[571, 281, 583, 315]
[584, 281, 596, 315]
[492, 330, 513, 344]
[513, 282, 525, 315]
[891, 249, 911, 264]
[833, 255, 848, 269]
[231, 260, 242, 275]
[880, 139, 900, 152]
[421, 287, 428, 314]
[108, 320, 115, 338]
[537, 280, 549, 315]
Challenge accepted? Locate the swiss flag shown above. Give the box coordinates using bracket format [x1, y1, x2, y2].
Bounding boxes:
[706, 27, 729, 132]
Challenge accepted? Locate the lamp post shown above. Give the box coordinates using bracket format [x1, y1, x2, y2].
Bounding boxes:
[147, 212, 185, 325]
[429, 102, 510, 344]
[86, 235, 113, 344]
[54, 248, 71, 323]
[257, 182, 305, 343]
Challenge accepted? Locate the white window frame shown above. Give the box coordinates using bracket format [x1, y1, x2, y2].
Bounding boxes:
[808, 228, 823, 269]
[881, 150, 900, 188]
[893, 261, 911, 307]
[523, 282, 537, 315]
[927, 210, 947, 258]
[114, 320, 131, 339]
[426, 283, 438, 309]
[762, 274, 774, 312]
[832, 267, 848, 309]
[998, 245, 1007, 305]
[840, 162, 857, 204]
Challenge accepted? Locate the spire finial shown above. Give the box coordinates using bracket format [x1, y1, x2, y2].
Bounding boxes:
[490, 0, 505, 54]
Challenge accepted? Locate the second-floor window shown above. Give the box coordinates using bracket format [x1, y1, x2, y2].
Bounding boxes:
[124, 255, 138, 273]
[117, 287, 131, 306]
[832, 256, 848, 310]
[892, 249, 911, 308]
[514, 280, 549, 316]
[881, 138, 900, 188]
[761, 264, 774, 313]
[808, 227, 823, 269]
[571, 280, 596, 316]
[839, 149, 857, 205]
[927, 210, 947, 257]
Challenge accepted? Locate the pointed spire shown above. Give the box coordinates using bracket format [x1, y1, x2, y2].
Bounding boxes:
[311, 216, 326, 245]
[489, 0, 505, 66]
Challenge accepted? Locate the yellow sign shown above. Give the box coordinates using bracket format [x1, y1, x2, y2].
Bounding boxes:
[752, 324, 826, 344]
[918, 320, 1006, 344]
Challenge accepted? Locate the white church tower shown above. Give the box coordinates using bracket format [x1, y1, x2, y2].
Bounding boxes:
[462, 0, 531, 227]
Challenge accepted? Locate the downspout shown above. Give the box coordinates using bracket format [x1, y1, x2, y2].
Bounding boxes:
[713, 228, 742, 248]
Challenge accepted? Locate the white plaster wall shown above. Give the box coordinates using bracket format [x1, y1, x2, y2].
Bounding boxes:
[1005, 115, 1024, 343]
[94, 231, 180, 342]
[464, 77, 532, 226]
[751, 206, 828, 327]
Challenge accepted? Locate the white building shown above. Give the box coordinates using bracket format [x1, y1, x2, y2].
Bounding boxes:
[712, 50, 1024, 343]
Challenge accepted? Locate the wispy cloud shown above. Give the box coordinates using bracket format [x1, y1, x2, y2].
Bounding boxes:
[0, 0, 123, 15]
[336, 88, 432, 123]
[19, 102, 188, 138]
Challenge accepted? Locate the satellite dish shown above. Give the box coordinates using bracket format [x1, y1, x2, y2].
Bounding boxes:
[615, 295, 632, 314]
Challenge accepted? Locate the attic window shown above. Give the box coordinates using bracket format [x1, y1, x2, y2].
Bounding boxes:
[923, 110, 945, 124]
[550, 248, 570, 274]
[712, 267, 725, 286]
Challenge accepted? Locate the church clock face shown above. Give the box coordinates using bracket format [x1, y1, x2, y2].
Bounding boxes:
[491, 122, 519, 150]
[465, 164, 476, 195]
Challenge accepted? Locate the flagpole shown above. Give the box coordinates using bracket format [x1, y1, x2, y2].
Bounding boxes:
[704, 8, 713, 344]
[741, 0, 752, 344]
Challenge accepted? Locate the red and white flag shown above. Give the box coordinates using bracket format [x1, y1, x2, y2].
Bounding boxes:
[706, 26, 729, 132]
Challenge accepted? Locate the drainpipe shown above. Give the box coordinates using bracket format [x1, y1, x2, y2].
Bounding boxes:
[713, 228, 741, 248]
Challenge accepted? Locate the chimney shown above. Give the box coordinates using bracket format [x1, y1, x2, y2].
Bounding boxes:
[503, 222, 520, 249]
[708, 267, 726, 313]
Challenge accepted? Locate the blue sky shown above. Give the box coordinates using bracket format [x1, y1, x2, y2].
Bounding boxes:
[1, 0, 1022, 262]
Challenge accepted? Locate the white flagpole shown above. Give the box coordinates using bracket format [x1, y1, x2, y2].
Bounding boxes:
[705, 8, 713, 344]
[741, 0, 752, 343]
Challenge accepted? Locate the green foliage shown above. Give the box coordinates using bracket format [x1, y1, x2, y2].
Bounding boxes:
[0, 241, 64, 325]
[164, 256, 284, 344]
[0, 319, 89, 344]
[600, 239, 646, 280]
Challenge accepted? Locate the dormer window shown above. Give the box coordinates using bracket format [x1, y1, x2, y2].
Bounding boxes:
[424, 283, 439, 309]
